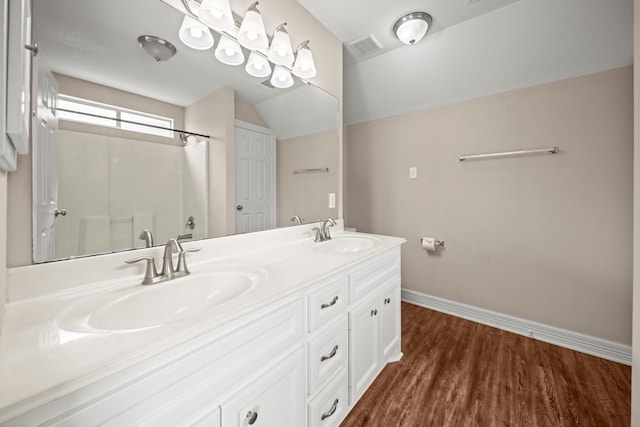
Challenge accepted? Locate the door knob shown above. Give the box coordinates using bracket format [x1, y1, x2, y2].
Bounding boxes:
[236, 205, 243, 211]
[54, 209, 67, 217]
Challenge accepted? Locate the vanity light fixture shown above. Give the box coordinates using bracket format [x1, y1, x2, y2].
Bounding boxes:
[393, 12, 432, 45]
[199, 0, 235, 33]
[178, 15, 215, 50]
[292, 40, 316, 79]
[237, 2, 268, 52]
[245, 51, 272, 77]
[268, 23, 295, 66]
[270, 65, 294, 88]
[215, 34, 245, 65]
[137, 35, 177, 62]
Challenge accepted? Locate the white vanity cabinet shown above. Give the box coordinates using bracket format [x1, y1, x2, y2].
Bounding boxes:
[347, 248, 402, 405]
[0, 238, 404, 427]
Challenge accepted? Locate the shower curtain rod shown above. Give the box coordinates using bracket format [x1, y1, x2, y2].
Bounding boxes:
[55, 107, 211, 139]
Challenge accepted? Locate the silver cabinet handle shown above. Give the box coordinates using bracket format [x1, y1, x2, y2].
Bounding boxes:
[320, 398, 339, 421]
[371, 309, 378, 316]
[54, 208, 67, 217]
[320, 296, 338, 309]
[320, 345, 339, 362]
[384, 297, 391, 304]
[246, 410, 258, 425]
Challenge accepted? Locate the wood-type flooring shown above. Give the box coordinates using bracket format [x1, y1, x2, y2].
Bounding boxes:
[340, 302, 631, 427]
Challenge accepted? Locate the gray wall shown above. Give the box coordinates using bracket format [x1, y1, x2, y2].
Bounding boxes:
[347, 66, 633, 345]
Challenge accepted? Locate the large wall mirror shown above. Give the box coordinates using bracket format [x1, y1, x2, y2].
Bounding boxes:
[22, 0, 339, 264]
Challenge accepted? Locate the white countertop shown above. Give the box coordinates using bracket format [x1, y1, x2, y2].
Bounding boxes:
[0, 224, 405, 422]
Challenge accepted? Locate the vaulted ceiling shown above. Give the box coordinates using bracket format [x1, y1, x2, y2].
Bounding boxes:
[297, 0, 633, 125]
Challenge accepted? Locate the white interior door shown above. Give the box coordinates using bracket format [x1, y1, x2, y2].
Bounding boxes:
[235, 122, 275, 234]
[32, 60, 59, 263]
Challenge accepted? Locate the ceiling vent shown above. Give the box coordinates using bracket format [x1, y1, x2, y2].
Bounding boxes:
[348, 34, 383, 57]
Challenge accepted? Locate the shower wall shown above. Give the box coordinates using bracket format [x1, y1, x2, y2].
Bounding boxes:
[56, 129, 207, 259]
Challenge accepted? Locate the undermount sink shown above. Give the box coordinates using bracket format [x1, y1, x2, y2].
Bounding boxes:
[311, 235, 380, 253]
[57, 267, 266, 332]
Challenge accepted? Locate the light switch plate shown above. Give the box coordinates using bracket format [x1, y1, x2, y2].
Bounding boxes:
[329, 192, 336, 208]
[409, 167, 417, 179]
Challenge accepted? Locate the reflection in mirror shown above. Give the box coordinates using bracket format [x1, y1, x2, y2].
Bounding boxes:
[29, 0, 339, 264]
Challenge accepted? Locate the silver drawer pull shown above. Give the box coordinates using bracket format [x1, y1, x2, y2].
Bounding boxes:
[246, 410, 258, 425]
[320, 345, 339, 362]
[321, 398, 339, 421]
[320, 296, 339, 309]
[371, 309, 378, 316]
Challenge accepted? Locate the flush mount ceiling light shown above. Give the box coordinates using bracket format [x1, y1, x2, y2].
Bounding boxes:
[268, 23, 295, 66]
[179, 15, 215, 50]
[238, 2, 268, 52]
[270, 65, 294, 88]
[138, 35, 177, 62]
[393, 12, 432, 45]
[292, 40, 316, 79]
[199, 0, 235, 33]
[215, 34, 245, 65]
[246, 51, 272, 77]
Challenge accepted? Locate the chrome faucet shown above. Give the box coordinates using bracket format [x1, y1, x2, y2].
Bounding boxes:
[125, 238, 200, 285]
[290, 215, 303, 225]
[313, 218, 337, 242]
[161, 238, 182, 278]
[321, 218, 337, 241]
[138, 229, 154, 248]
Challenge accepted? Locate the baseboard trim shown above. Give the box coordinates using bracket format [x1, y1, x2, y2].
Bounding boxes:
[401, 289, 631, 366]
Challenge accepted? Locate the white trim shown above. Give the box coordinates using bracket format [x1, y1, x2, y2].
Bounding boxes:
[234, 119, 271, 135]
[401, 288, 631, 366]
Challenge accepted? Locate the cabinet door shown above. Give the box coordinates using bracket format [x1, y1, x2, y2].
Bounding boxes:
[348, 296, 379, 405]
[222, 349, 305, 427]
[380, 284, 401, 363]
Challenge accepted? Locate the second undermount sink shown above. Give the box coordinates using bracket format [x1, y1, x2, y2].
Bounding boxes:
[312, 235, 381, 253]
[57, 266, 267, 332]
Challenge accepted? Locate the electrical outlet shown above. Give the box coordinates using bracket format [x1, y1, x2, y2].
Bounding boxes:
[409, 167, 417, 179]
[329, 192, 336, 208]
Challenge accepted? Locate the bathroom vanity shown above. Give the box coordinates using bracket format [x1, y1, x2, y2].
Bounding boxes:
[0, 223, 405, 426]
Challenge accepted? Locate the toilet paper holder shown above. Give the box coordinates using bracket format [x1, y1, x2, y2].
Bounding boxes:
[420, 237, 445, 249]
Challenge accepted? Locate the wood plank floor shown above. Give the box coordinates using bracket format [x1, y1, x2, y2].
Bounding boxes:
[340, 302, 631, 427]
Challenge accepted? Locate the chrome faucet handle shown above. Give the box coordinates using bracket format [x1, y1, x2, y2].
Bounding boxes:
[175, 248, 201, 276]
[125, 256, 161, 285]
[177, 233, 192, 242]
[290, 215, 303, 225]
[312, 227, 322, 242]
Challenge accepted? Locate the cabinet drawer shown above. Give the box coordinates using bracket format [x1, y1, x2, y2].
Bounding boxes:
[307, 316, 348, 395]
[308, 275, 347, 332]
[349, 249, 400, 304]
[221, 349, 305, 427]
[308, 369, 348, 427]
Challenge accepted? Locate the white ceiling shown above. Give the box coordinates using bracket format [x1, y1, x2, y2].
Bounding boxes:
[36, 0, 634, 129]
[297, 0, 633, 125]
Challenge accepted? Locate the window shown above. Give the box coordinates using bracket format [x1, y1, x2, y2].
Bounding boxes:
[57, 95, 174, 138]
